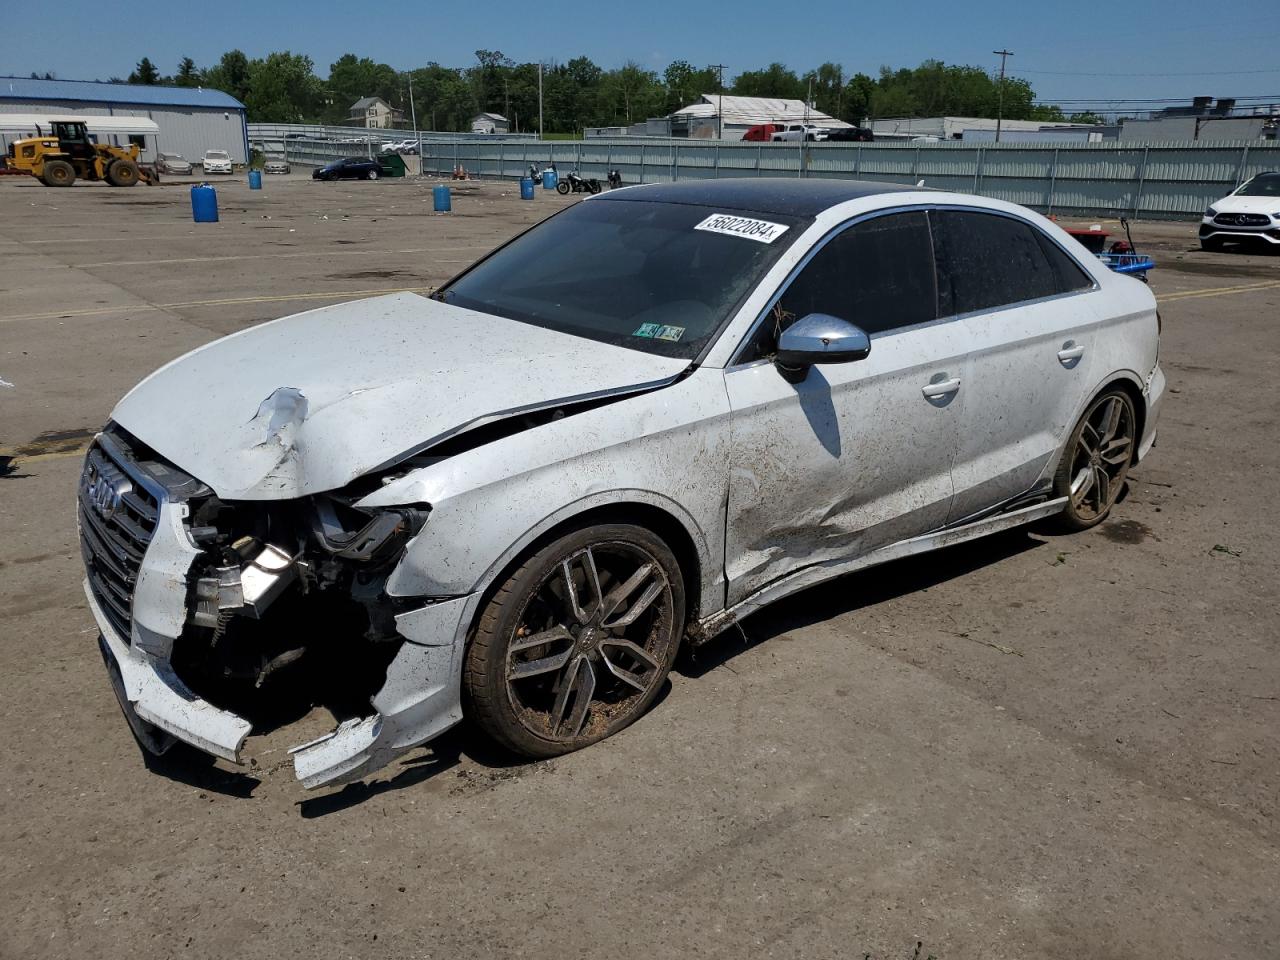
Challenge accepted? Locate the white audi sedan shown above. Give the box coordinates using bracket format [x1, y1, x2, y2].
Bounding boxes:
[79, 180, 1163, 789]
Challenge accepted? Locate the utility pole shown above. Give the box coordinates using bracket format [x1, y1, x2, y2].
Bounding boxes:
[407, 75, 419, 162]
[709, 63, 726, 139]
[993, 49, 1014, 142]
[538, 62, 544, 140]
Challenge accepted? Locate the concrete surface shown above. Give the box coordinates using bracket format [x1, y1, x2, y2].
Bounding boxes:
[1, 176, 1277, 960]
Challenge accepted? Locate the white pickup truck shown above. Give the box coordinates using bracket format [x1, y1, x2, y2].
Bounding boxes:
[771, 124, 829, 142]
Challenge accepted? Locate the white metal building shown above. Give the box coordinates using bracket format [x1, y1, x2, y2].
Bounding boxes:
[0, 114, 162, 162]
[0, 77, 248, 164]
[669, 95, 851, 139]
[867, 117, 1094, 141]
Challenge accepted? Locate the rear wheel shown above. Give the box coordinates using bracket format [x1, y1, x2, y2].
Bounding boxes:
[463, 524, 685, 758]
[106, 158, 140, 187]
[42, 159, 76, 187]
[366, 168, 379, 180]
[1050, 389, 1137, 531]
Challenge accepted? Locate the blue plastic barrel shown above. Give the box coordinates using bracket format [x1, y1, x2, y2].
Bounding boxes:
[542, 169, 558, 190]
[248, 170, 262, 190]
[433, 184, 451, 212]
[191, 184, 218, 223]
[519, 176, 535, 200]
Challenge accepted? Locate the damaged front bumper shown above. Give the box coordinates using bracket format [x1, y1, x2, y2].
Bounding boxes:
[90, 578, 475, 788]
[82, 440, 477, 790]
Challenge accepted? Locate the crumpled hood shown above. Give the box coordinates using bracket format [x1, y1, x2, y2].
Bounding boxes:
[1212, 194, 1280, 216]
[111, 292, 688, 499]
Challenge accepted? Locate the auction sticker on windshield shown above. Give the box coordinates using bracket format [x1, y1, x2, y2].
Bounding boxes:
[694, 213, 790, 244]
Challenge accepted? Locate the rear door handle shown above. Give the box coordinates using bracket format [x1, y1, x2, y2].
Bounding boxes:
[921, 377, 961, 399]
[1057, 343, 1085, 365]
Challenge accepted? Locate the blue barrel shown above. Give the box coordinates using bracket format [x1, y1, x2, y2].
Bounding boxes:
[519, 176, 535, 200]
[248, 170, 262, 190]
[191, 184, 218, 223]
[542, 169, 558, 190]
[433, 184, 452, 212]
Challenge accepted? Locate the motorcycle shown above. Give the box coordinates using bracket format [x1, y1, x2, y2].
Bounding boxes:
[556, 169, 601, 195]
[607, 169, 623, 189]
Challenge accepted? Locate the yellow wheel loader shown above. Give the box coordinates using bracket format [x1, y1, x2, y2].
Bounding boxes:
[4, 119, 158, 187]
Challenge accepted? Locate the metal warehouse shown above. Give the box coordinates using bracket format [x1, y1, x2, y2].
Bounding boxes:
[0, 77, 248, 166]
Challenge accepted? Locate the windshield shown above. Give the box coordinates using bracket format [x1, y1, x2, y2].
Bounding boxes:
[205, 151, 229, 159]
[1235, 173, 1280, 197]
[439, 199, 803, 359]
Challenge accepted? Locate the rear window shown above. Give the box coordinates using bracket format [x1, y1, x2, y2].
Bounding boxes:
[933, 210, 1089, 317]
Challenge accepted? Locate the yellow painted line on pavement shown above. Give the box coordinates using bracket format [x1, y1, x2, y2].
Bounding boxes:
[0, 286, 436, 324]
[1157, 279, 1280, 303]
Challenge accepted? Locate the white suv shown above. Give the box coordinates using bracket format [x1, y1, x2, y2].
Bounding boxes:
[1199, 172, 1280, 250]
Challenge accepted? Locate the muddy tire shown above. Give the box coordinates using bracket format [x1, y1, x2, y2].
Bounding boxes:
[1050, 388, 1137, 531]
[106, 158, 140, 187]
[43, 159, 76, 187]
[463, 524, 685, 758]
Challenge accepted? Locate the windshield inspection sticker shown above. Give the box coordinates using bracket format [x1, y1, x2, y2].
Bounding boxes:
[633, 323, 686, 342]
[694, 213, 790, 244]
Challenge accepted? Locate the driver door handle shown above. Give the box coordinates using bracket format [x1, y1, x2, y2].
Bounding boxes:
[921, 377, 961, 399]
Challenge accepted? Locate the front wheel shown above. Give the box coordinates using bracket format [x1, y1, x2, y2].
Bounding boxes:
[42, 159, 76, 187]
[463, 524, 685, 758]
[1200, 238, 1222, 252]
[367, 168, 379, 180]
[556, 180, 570, 195]
[1050, 389, 1137, 531]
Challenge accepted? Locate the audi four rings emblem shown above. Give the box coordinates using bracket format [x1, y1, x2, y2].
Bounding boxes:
[85, 468, 131, 521]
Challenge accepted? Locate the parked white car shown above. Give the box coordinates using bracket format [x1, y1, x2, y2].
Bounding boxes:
[80, 180, 1162, 790]
[1199, 171, 1280, 250]
[772, 124, 829, 142]
[201, 149, 233, 174]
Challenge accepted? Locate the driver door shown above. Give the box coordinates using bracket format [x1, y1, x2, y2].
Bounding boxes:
[722, 210, 968, 605]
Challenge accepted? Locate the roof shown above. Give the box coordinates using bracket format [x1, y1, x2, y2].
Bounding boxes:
[670, 94, 850, 130]
[0, 113, 159, 133]
[350, 96, 387, 110]
[596, 178, 926, 217]
[0, 77, 244, 110]
[472, 112, 508, 122]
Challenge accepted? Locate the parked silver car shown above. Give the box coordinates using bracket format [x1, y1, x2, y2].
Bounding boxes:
[156, 152, 192, 175]
[80, 180, 1163, 789]
[263, 159, 291, 175]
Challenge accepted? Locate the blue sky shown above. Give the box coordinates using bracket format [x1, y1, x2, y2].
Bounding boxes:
[3, 0, 1279, 108]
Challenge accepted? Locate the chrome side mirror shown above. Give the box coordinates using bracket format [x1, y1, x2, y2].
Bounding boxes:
[775, 314, 871, 383]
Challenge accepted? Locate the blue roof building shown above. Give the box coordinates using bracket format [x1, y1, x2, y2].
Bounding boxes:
[0, 77, 250, 165]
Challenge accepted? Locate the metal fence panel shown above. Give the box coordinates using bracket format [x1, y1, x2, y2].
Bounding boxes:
[384, 136, 1280, 220]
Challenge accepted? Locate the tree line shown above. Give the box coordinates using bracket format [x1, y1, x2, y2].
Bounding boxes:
[76, 53, 1102, 131]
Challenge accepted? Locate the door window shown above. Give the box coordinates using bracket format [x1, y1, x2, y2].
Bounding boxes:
[740, 211, 937, 362]
[933, 210, 1089, 317]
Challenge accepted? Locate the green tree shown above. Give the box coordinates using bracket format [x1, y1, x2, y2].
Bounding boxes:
[128, 57, 160, 85]
[175, 57, 200, 88]
[663, 60, 719, 114]
[203, 50, 251, 103]
[842, 72, 876, 123]
[243, 52, 324, 123]
[731, 62, 804, 100]
[327, 53, 402, 122]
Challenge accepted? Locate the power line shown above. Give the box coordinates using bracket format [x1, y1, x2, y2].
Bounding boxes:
[1016, 67, 1280, 78]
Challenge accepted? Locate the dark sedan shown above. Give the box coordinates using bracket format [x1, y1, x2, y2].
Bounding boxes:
[312, 157, 385, 181]
[825, 127, 875, 142]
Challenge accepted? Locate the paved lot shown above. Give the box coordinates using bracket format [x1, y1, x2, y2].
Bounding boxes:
[1, 175, 1278, 960]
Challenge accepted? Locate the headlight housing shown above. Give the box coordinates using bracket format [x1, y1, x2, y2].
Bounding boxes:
[1205, 207, 1218, 218]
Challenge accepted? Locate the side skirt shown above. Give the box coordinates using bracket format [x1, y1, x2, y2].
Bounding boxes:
[695, 496, 1067, 642]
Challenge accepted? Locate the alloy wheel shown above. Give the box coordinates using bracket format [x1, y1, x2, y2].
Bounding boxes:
[504, 541, 675, 743]
[1067, 393, 1135, 521]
